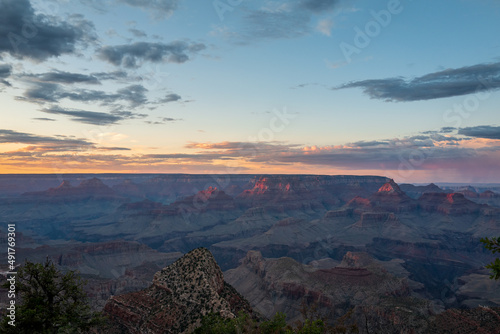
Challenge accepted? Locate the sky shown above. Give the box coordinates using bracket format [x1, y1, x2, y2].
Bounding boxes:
[0, 0, 500, 183]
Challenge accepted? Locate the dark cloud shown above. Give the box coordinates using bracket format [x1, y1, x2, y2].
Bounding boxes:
[350, 140, 389, 147]
[40, 106, 147, 125]
[160, 93, 181, 103]
[129, 28, 147, 38]
[0, 64, 12, 86]
[421, 127, 457, 135]
[458, 125, 500, 140]
[0, 129, 93, 146]
[21, 82, 120, 104]
[336, 62, 500, 101]
[32, 117, 56, 121]
[440, 127, 457, 133]
[20, 82, 150, 107]
[98, 41, 206, 68]
[24, 70, 100, 84]
[116, 84, 148, 106]
[117, 0, 180, 18]
[97, 147, 131, 151]
[40, 106, 123, 125]
[0, 0, 96, 61]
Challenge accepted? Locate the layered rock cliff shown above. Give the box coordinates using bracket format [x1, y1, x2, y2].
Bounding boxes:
[225, 250, 411, 323]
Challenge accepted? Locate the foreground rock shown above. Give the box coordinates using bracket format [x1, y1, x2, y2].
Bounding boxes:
[103, 248, 253, 333]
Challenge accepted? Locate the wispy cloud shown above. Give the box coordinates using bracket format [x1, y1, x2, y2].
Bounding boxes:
[129, 28, 147, 38]
[98, 41, 206, 68]
[40, 106, 147, 125]
[40, 106, 123, 125]
[23, 70, 101, 85]
[214, 0, 345, 43]
[336, 62, 500, 101]
[19, 81, 150, 108]
[0, 129, 93, 146]
[316, 18, 334, 36]
[117, 0, 180, 19]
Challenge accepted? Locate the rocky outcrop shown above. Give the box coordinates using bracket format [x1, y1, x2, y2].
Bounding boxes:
[427, 306, 500, 333]
[353, 212, 400, 228]
[225, 251, 410, 323]
[418, 192, 482, 215]
[103, 248, 253, 333]
[368, 180, 417, 213]
[237, 175, 390, 211]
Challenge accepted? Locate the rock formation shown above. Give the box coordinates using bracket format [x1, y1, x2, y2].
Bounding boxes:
[103, 248, 253, 333]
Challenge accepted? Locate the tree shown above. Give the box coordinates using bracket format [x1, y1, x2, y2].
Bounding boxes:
[0, 258, 104, 333]
[481, 236, 500, 280]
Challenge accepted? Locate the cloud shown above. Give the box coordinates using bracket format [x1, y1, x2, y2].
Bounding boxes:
[116, 84, 148, 106]
[0, 64, 12, 86]
[180, 134, 480, 172]
[299, 0, 341, 13]
[97, 41, 206, 68]
[20, 81, 150, 107]
[92, 71, 129, 81]
[129, 28, 147, 38]
[316, 18, 334, 36]
[40, 106, 124, 125]
[21, 82, 119, 104]
[40, 106, 147, 125]
[32, 117, 56, 121]
[458, 125, 500, 140]
[0, 129, 93, 146]
[336, 61, 500, 101]
[215, 0, 346, 43]
[242, 8, 311, 41]
[117, 0, 180, 19]
[160, 93, 181, 103]
[0, 0, 96, 61]
[97, 146, 131, 151]
[2, 129, 499, 179]
[145, 117, 182, 125]
[24, 70, 101, 84]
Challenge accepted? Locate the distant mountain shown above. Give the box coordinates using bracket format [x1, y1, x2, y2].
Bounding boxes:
[103, 248, 253, 333]
[399, 183, 445, 199]
[22, 177, 118, 199]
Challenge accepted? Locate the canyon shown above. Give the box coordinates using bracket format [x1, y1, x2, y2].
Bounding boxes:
[1, 174, 499, 331]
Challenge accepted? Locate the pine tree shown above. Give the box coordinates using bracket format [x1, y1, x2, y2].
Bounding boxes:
[1, 258, 104, 333]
